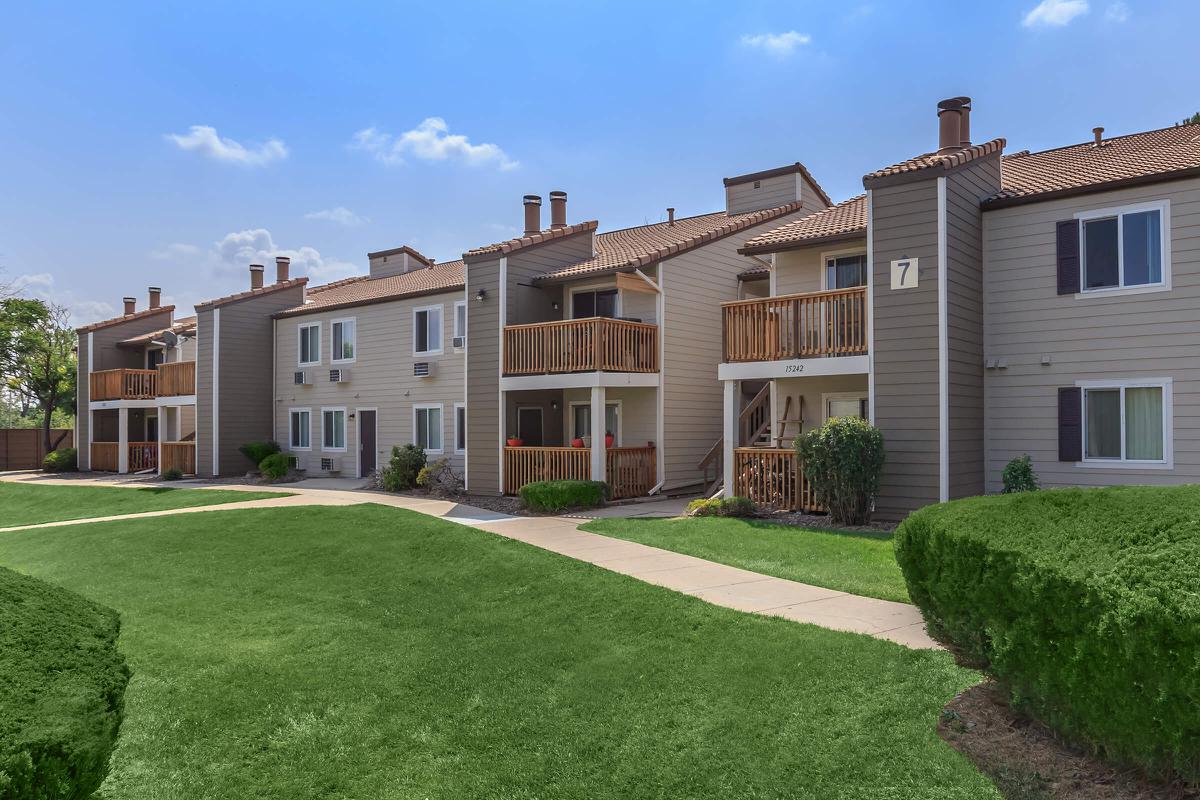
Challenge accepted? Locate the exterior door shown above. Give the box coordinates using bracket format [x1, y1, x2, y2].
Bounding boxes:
[517, 407, 544, 446]
[359, 410, 377, 477]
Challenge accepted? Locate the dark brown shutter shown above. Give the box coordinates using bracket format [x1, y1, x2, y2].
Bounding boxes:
[1058, 387, 1083, 461]
[1056, 220, 1080, 295]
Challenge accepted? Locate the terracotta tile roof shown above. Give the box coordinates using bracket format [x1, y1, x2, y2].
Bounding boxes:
[116, 316, 198, 348]
[531, 202, 805, 283]
[723, 162, 834, 207]
[985, 122, 1200, 208]
[75, 305, 175, 334]
[307, 275, 369, 296]
[274, 260, 465, 318]
[739, 195, 867, 257]
[463, 221, 599, 258]
[863, 138, 1007, 187]
[194, 278, 309, 311]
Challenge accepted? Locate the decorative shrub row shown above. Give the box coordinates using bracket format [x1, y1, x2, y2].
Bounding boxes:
[519, 480, 608, 513]
[894, 486, 1200, 782]
[1, 566, 130, 799]
[686, 496, 756, 518]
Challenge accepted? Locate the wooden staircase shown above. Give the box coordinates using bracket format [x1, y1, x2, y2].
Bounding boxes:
[698, 386, 809, 495]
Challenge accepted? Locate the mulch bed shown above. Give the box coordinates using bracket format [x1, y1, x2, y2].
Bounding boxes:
[756, 508, 896, 533]
[939, 681, 1197, 800]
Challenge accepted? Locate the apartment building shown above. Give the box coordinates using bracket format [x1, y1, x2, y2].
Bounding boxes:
[719, 97, 1200, 518]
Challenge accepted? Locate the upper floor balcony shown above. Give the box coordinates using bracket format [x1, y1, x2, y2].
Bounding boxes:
[89, 361, 196, 402]
[503, 317, 658, 377]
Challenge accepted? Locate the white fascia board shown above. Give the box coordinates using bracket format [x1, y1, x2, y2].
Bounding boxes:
[717, 355, 869, 382]
[499, 371, 660, 392]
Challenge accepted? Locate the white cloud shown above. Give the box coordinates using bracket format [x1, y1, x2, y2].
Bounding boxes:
[1104, 1, 1129, 22]
[739, 31, 811, 57]
[149, 242, 202, 260]
[304, 207, 367, 226]
[1022, 0, 1089, 27]
[351, 118, 518, 170]
[165, 125, 288, 166]
[214, 228, 358, 283]
[13, 272, 118, 325]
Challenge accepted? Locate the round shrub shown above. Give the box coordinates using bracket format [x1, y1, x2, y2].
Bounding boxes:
[42, 447, 77, 473]
[1, 566, 130, 799]
[381, 445, 426, 492]
[1001, 454, 1039, 493]
[258, 452, 290, 480]
[161, 467, 183, 482]
[895, 486, 1200, 782]
[795, 416, 884, 525]
[239, 440, 280, 468]
[519, 480, 607, 513]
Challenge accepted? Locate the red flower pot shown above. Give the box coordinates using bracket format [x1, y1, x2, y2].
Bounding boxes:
[571, 438, 585, 448]
[506, 438, 523, 447]
[605, 434, 615, 448]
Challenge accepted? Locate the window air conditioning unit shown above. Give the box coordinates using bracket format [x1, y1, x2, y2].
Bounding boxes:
[413, 362, 435, 378]
[319, 456, 341, 474]
[285, 454, 300, 470]
[452, 336, 466, 349]
[329, 369, 351, 383]
[294, 370, 312, 385]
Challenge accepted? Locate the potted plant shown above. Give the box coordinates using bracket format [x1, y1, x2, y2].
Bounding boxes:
[605, 431, 615, 448]
[506, 434, 523, 447]
[571, 437, 585, 448]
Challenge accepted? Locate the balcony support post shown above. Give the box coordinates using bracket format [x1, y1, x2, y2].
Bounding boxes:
[722, 380, 737, 498]
[590, 386, 606, 483]
[117, 407, 129, 474]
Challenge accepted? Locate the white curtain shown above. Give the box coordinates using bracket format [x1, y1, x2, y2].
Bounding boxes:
[1125, 387, 1163, 460]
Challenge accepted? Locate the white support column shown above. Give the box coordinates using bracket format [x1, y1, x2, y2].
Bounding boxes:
[722, 380, 737, 498]
[769, 379, 780, 445]
[590, 385, 606, 483]
[117, 407, 129, 474]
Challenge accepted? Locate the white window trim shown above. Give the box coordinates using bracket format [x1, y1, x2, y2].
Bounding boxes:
[413, 403, 445, 455]
[1075, 378, 1173, 469]
[289, 407, 312, 451]
[320, 406, 348, 453]
[330, 317, 357, 365]
[567, 282, 621, 320]
[298, 322, 321, 367]
[413, 304, 444, 356]
[1074, 200, 1171, 298]
[567, 399, 622, 445]
[821, 391, 869, 422]
[453, 402, 466, 454]
[819, 248, 869, 292]
[453, 301, 467, 351]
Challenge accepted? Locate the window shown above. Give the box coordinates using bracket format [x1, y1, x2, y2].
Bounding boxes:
[331, 318, 356, 363]
[1079, 203, 1168, 292]
[824, 253, 867, 290]
[414, 305, 443, 355]
[824, 393, 869, 421]
[321, 408, 346, 451]
[453, 301, 467, 348]
[289, 409, 311, 450]
[570, 402, 620, 444]
[298, 323, 321, 366]
[1082, 382, 1169, 464]
[571, 288, 618, 319]
[454, 403, 466, 453]
[414, 405, 443, 452]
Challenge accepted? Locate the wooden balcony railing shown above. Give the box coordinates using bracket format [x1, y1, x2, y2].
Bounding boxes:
[503, 317, 658, 376]
[732, 448, 823, 512]
[722, 287, 867, 363]
[503, 444, 657, 499]
[89, 368, 156, 400]
[89, 441, 158, 473]
[157, 361, 196, 397]
[91, 442, 118, 472]
[127, 442, 157, 472]
[161, 442, 196, 475]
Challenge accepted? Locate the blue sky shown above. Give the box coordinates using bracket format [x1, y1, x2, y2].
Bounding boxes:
[2, 0, 1197, 323]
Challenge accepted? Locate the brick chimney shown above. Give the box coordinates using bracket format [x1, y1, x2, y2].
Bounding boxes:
[549, 191, 567, 229]
[148, 287, 161, 309]
[249, 264, 265, 290]
[275, 256, 290, 283]
[123, 296, 136, 315]
[937, 97, 965, 155]
[523, 195, 542, 236]
[667, 207, 675, 226]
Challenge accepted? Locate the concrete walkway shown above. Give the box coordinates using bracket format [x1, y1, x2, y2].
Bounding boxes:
[0, 472, 937, 649]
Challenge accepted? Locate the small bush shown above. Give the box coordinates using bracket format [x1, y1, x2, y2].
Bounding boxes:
[795, 416, 884, 525]
[1001, 454, 1039, 493]
[1, 565, 130, 799]
[42, 447, 77, 473]
[161, 467, 183, 481]
[239, 440, 280, 468]
[258, 452, 290, 480]
[416, 458, 463, 496]
[687, 496, 757, 518]
[381, 445, 426, 492]
[519, 480, 607, 513]
[894, 486, 1200, 782]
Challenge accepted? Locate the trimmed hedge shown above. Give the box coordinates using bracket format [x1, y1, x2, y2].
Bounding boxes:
[258, 453, 290, 480]
[1, 566, 130, 799]
[519, 480, 608, 513]
[41, 448, 77, 473]
[895, 486, 1200, 782]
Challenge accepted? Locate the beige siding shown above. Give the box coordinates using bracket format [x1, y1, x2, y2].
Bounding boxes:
[774, 374, 870, 441]
[773, 238, 868, 296]
[726, 173, 800, 214]
[870, 180, 941, 518]
[562, 387, 657, 447]
[465, 256, 502, 493]
[273, 291, 466, 477]
[195, 308, 215, 474]
[506, 234, 595, 325]
[983, 176, 1200, 491]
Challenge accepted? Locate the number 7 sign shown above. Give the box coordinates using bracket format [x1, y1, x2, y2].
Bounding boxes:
[890, 258, 919, 289]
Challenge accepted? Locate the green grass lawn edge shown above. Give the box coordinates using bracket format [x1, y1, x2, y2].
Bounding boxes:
[0, 482, 290, 527]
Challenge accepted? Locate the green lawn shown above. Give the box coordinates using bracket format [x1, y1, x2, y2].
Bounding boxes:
[583, 516, 910, 603]
[0, 482, 288, 527]
[0, 504, 994, 799]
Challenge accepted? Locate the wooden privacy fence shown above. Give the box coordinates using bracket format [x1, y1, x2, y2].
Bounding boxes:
[503, 445, 657, 500]
[0, 429, 74, 470]
[160, 442, 196, 474]
[157, 361, 196, 397]
[89, 368, 157, 400]
[606, 446, 656, 499]
[732, 448, 823, 512]
[89, 441, 159, 473]
[722, 287, 867, 362]
[90, 442, 119, 472]
[503, 317, 658, 375]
